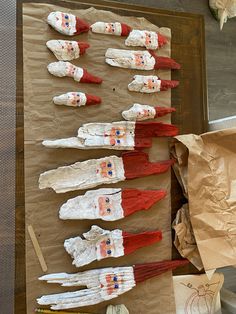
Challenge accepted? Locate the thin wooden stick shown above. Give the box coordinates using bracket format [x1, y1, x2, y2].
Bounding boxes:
[28, 225, 47, 272]
[35, 308, 98, 314]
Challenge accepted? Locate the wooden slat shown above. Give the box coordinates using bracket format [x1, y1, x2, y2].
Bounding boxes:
[27, 225, 48, 273]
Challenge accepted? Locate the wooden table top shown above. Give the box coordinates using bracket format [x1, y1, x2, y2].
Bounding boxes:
[15, 1, 207, 313]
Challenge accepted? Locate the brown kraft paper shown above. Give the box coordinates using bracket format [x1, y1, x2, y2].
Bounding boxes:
[171, 129, 236, 272]
[23, 3, 176, 313]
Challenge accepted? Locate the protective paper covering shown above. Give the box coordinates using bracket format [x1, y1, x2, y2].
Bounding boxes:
[23, 3, 175, 314]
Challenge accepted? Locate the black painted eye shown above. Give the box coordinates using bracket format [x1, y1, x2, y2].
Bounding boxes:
[107, 208, 111, 213]
[108, 170, 113, 176]
[107, 249, 112, 255]
[65, 15, 69, 19]
[105, 197, 109, 203]
[65, 22, 69, 27]
[107, 163, 112, 168]
[106, 239, 111, 245]
[152, 79, 154, 82]
[142, 61, 144, 64]
[117, 139, 121, 144]
[71, 48, 74, 51]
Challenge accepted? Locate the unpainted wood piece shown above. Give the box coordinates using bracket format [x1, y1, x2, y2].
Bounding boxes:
[27, 225, 47, 272]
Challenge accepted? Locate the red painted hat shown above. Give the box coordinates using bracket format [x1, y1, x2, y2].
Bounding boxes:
[158, 33, 168, 48]
[135, 121, 178, 138]
[123, 231, 162, 255]
[80, 69, 103, 84]
[121, 23, 132, 36]
[85, 94, 101, 105]
[154, 106, 176, 117]
[121, 189, 167, 217]
[122, 151, 175, 179]
[75, 17, 90, 34]
[160, 79, 179, 91]
[132, 122, 179, 149]
[133, 259, 189, 283]
[77, 42, 90, 55]
[148, 50, 181, 70]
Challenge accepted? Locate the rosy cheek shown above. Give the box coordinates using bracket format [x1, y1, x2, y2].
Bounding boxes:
[110, 138, 116, 146]
[101, 172, 108, 178]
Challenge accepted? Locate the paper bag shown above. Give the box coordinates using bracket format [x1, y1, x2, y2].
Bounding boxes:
[171, 128, 236, 271]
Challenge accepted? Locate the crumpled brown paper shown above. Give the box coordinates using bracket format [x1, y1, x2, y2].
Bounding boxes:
[172, 204, 203, 270]
[23, 3, 175, 314]
[171, 128, 236, 272]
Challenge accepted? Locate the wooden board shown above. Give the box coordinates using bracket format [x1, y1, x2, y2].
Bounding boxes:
[16, 1, 208, 313]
